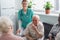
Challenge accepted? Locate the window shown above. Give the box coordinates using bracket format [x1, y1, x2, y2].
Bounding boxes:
[59, 0, 60, 11]
[28, 0, 56, 12]
[16, 0, 60, 13]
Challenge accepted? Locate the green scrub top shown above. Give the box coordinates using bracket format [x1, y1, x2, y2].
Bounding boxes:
[18, 8, 33, 29]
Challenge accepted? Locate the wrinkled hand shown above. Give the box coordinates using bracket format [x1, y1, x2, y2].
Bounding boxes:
[16, 29, 20, 35]
[32, 24, 37, 31]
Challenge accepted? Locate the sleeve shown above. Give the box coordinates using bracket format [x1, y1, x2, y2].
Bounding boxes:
[18, 10, 21, 20]
[39, 22, 44, 36]
[18, 20, 22, 30]
[17, 10, 22, 29]
[22, 24, 30, 36]
[48, 24, 57, 37]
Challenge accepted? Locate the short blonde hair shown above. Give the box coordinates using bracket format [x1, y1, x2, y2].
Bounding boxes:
[0, 16, 13, 33]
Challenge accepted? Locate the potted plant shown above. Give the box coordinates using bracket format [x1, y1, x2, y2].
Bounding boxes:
[28, 0, 35, 8]
[44, 1, 53, 14]
[28, 1, 32, 8]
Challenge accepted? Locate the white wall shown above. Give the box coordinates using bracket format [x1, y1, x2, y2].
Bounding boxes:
[34, 12, 58, 25]
[1, 0, 15, 16]
[15, 0, 22, 11]
[1, 0, 16, 33]
[0, 0, 22, 33]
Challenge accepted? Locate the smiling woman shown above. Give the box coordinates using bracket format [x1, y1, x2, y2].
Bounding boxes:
[16, 0, 34, 36]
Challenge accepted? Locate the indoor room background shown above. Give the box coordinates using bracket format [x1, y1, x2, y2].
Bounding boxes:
[0, 0, 60, 38]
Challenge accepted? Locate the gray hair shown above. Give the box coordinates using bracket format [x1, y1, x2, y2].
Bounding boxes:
[0, 16, 13, 33]
[32, 15, 40, 20]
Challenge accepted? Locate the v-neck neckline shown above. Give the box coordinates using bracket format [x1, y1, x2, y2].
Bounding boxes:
[22, 9, 28, 15]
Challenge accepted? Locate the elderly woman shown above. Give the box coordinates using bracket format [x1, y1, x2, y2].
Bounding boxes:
[17, 0, 34, 35]
[23, 15, 44, 40]
[0, 16, 24, 40]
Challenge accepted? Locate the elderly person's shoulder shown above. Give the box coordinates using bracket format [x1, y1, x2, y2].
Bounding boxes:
[53, 23, 58, 26]
[27, 22, 32, 26]
[0, 34, 24, 40]
[38, 22, 44, 26]
[39, 22, 43, 25]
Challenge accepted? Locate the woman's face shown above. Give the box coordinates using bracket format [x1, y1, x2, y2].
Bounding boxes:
[22, 2, 28, 10]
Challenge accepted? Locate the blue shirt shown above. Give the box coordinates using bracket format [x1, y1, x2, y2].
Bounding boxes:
[18, 8, 33, 29]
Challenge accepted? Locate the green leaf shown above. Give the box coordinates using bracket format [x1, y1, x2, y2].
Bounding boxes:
[43, 1, 53, 9]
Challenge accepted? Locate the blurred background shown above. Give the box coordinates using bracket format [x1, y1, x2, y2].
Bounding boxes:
[0, 0, 60, 39]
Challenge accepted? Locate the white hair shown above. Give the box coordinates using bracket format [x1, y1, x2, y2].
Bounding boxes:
[0, 16, 13, 33]
[33, 15, 40, 20]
